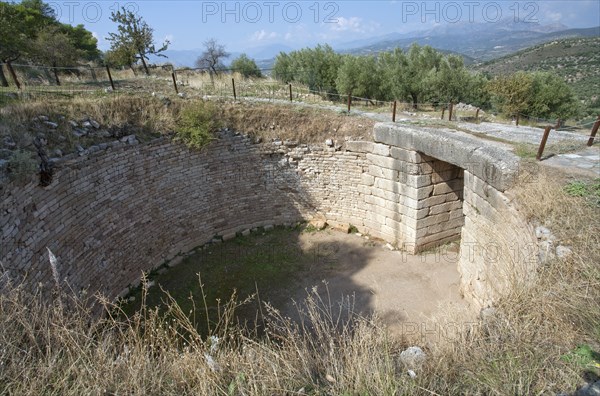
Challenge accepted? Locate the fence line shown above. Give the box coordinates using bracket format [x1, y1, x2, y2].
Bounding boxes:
[1, 62, 597, 135]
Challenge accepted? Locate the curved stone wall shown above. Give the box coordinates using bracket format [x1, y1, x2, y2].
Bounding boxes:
[0, 124, 538, 308]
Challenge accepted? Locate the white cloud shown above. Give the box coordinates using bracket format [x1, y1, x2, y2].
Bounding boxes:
[250, 30, 279, 42]
[328, 16, 380, 34]
[544, 10, 562, 22]
[330, 16, 363, 32]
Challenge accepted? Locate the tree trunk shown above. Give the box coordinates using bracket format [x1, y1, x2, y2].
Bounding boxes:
[86, 65, 97, 82]
[411, 93, 418, 110]
[209, 70, 215, 88]
[129, 64, 138, 77]
[43, 68, 53, 83]
[52, 62, 60, 86]
[6, 61, 20, 89]
[139, 54, 149, 76]
[0, 64, 8, 87]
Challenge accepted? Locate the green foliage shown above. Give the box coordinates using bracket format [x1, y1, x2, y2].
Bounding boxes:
[108, 7, 169, 75]
[175, 102, 218, 149]
[104, 44, 137, 68]
[231, 54, 262, 78]
[0, 0, 98, 66]
[275, 43, 488, 107]
[489, 71, 581, 119]
[474, 37, 600, 118]
[488, 71, 534, 116]
[432, 54, 490, 106]
[7, 150, 37, 182]
[529, 72, 581, 119]
[561, 344, 600, 373]
[564, 179, 600, 206]
[564, 181, 590, 197]
[335, 55, 381, 99]
[31, 25, 82, 68]
[60, 24, 100, 61]
[402, 44, 443, 107]
[272, 44, 342, 93]
[272, 52, 294, 83]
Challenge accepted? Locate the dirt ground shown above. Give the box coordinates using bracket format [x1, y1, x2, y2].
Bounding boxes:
[279, 228, 469, 339]
[128, 226, 469, 341]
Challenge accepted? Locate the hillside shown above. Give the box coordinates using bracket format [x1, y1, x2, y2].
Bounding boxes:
[473, 37, 600, 114]
[338, 26, 599, 62]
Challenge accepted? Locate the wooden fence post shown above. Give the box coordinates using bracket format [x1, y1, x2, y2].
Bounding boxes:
[441, 107, 445, 120]
[171, 72, 179, 94]
[289, 83, 293, 102]
[392, 100, 397, 122]
[105, 65, 115, 91]
[448, 102, 454, 121]
[231, 78, 236, 100]
[536, 126, 552, 160]
[587, 115, 600, 147]
[347, 93, 352, 113]
[475, 108, 480, 122]
[516, 113, 520, 126]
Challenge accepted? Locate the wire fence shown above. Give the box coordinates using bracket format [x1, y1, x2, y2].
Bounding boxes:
[1, 62, 598, 134]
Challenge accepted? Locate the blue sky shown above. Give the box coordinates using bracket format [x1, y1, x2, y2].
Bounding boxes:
[49, 0, 600, 52]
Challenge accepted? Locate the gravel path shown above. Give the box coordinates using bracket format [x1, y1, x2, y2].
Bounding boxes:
[542, 146, 600, 177]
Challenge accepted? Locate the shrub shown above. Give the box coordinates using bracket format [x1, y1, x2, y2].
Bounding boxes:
[7, 149, 37, 182]
[175, 101, 219, 149]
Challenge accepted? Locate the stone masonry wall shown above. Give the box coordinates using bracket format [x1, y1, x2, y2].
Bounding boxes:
[1, 123, 538, 308]
[373, 123, 538, 308]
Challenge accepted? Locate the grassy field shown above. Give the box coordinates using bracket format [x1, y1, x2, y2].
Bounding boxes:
[120, 225, 336, 335]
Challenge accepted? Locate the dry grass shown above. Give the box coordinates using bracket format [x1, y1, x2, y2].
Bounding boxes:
[214, 100, 375, 143]
[1, 92, 599, 394]
[0, 95, 376, 157]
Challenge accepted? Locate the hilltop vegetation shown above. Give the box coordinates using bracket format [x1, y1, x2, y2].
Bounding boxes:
[474, 37, 600, 118]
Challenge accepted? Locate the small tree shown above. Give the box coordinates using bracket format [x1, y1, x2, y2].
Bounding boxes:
[335, 55, 381, 100]
[32, 25, 82, 85]
[273, 52, 293, 83]
[62, 24, 101, 62]
[104, 44, 138, 75]
[488, 72, 535, 118]
[489, 71, 579, 120]
[107, 7, 169, 76]
[0, 0, 53, 87]
[196, 38, 230, 86]
[231, 54, 262, 78]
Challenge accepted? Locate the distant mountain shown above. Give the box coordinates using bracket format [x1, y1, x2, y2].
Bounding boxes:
[149, 20, 598, 71]
[147, 44, 294, 68]
[336, 19, 570, 53]
[338, 23, 599, 62]
[246, 44, 294, 60]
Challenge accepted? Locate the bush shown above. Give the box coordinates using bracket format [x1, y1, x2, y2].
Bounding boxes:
[7, 149, 37, 182]
[175, 102, 219, 149]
